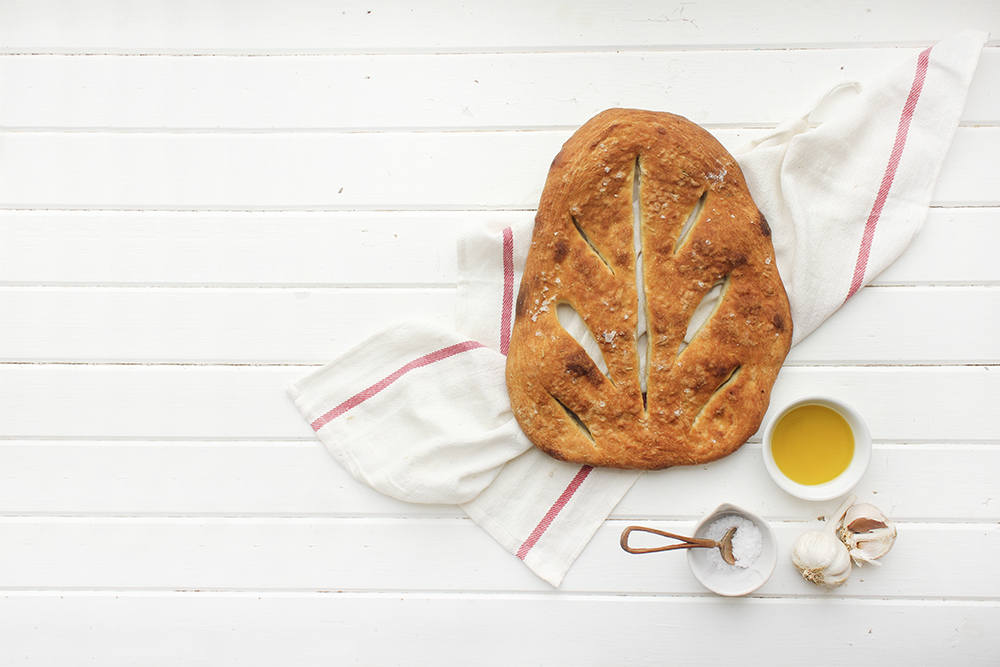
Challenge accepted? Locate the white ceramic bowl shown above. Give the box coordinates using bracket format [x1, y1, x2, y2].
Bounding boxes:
[762, 396, 872, 501]
[687, 503, 777, 597]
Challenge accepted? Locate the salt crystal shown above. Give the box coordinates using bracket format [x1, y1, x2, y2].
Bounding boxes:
[704, 515, 763, 571]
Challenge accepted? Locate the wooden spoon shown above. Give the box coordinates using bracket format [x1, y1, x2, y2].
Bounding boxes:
[620, 525, 738, 565]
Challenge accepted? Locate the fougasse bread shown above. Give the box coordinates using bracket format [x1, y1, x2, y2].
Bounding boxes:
[506, 108, 792, 470]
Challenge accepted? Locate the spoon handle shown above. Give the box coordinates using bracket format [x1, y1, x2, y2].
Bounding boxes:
[620, 525, 718, 554]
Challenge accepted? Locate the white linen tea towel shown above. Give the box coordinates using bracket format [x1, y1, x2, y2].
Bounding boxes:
[287, 29, 988, 587]
[737, 28, 990, 344]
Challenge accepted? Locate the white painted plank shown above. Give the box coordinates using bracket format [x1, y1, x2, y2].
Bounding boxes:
[2, 592, 996, 666]
[2, 49, 996, 129]
[764, 368, 1000, 444]
[2, 0, 997, 53]
[1, 515, 995, 598]
[1, 128, 996, 209]
[617, 443, 1000, 522]
[1, 208, 996, 287]
[0, 130, 568, 210]
[0, 210, 476, 287]
[784, 286, 1000, 365]
[0, 441, 461, 518]
[0, 364, 317, 440]
[0, 365, 997, 441]
[1, 285, 997, 364]
[875, 207, 1000, 285]
[574, 521, 998, 598]
[2, 441, 996, 521]
[0, 208, 988, 288]
[0, 286, 457, 364]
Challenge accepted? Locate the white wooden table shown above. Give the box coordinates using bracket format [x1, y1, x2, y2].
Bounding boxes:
[2, 2, 998, 664]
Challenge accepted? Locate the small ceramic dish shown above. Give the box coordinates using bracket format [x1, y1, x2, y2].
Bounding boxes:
[762, 396, 872, 501]
[686, 503, 777, 597]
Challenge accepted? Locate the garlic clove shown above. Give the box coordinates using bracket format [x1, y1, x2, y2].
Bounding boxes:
[847, 516, 889, 534]
[837, 502, 897, 566]
[790, 529, 852, 588]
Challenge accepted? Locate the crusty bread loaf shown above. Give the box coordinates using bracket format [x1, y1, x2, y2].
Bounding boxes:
[506, 108, 792, 470]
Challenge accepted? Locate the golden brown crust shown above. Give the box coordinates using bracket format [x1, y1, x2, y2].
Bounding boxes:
[505, 108, 792, 470]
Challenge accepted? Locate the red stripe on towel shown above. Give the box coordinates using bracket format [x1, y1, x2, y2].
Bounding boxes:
[517, 465, 594, 560]
[310, 340, 485, 431]
[499, 227, 592, 561]
[500, 227, 515, 356]
[847, 47, 931, 300]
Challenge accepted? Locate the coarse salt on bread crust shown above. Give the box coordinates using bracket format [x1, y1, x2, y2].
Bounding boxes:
[506, 108, 792, 470]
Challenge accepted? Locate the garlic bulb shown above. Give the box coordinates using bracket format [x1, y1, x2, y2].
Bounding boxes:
[837, 502, 897, 566]
[790, 495, 855, 588]
[790, 529, 852, 588]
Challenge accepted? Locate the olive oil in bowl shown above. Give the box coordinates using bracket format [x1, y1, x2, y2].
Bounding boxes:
[769, 403, 854, 485]
[763, 397, 872, 501]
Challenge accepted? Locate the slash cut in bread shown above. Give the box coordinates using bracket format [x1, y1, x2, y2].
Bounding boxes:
[505, 108, 792, 470]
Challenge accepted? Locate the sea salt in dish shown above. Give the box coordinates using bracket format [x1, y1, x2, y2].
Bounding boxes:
[687, 503, 777, 596]
[704, 514, 763, 571]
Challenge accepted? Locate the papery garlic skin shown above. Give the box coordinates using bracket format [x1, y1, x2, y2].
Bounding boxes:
[790, 529, 852, 588]
[837, 502, 897, 566]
